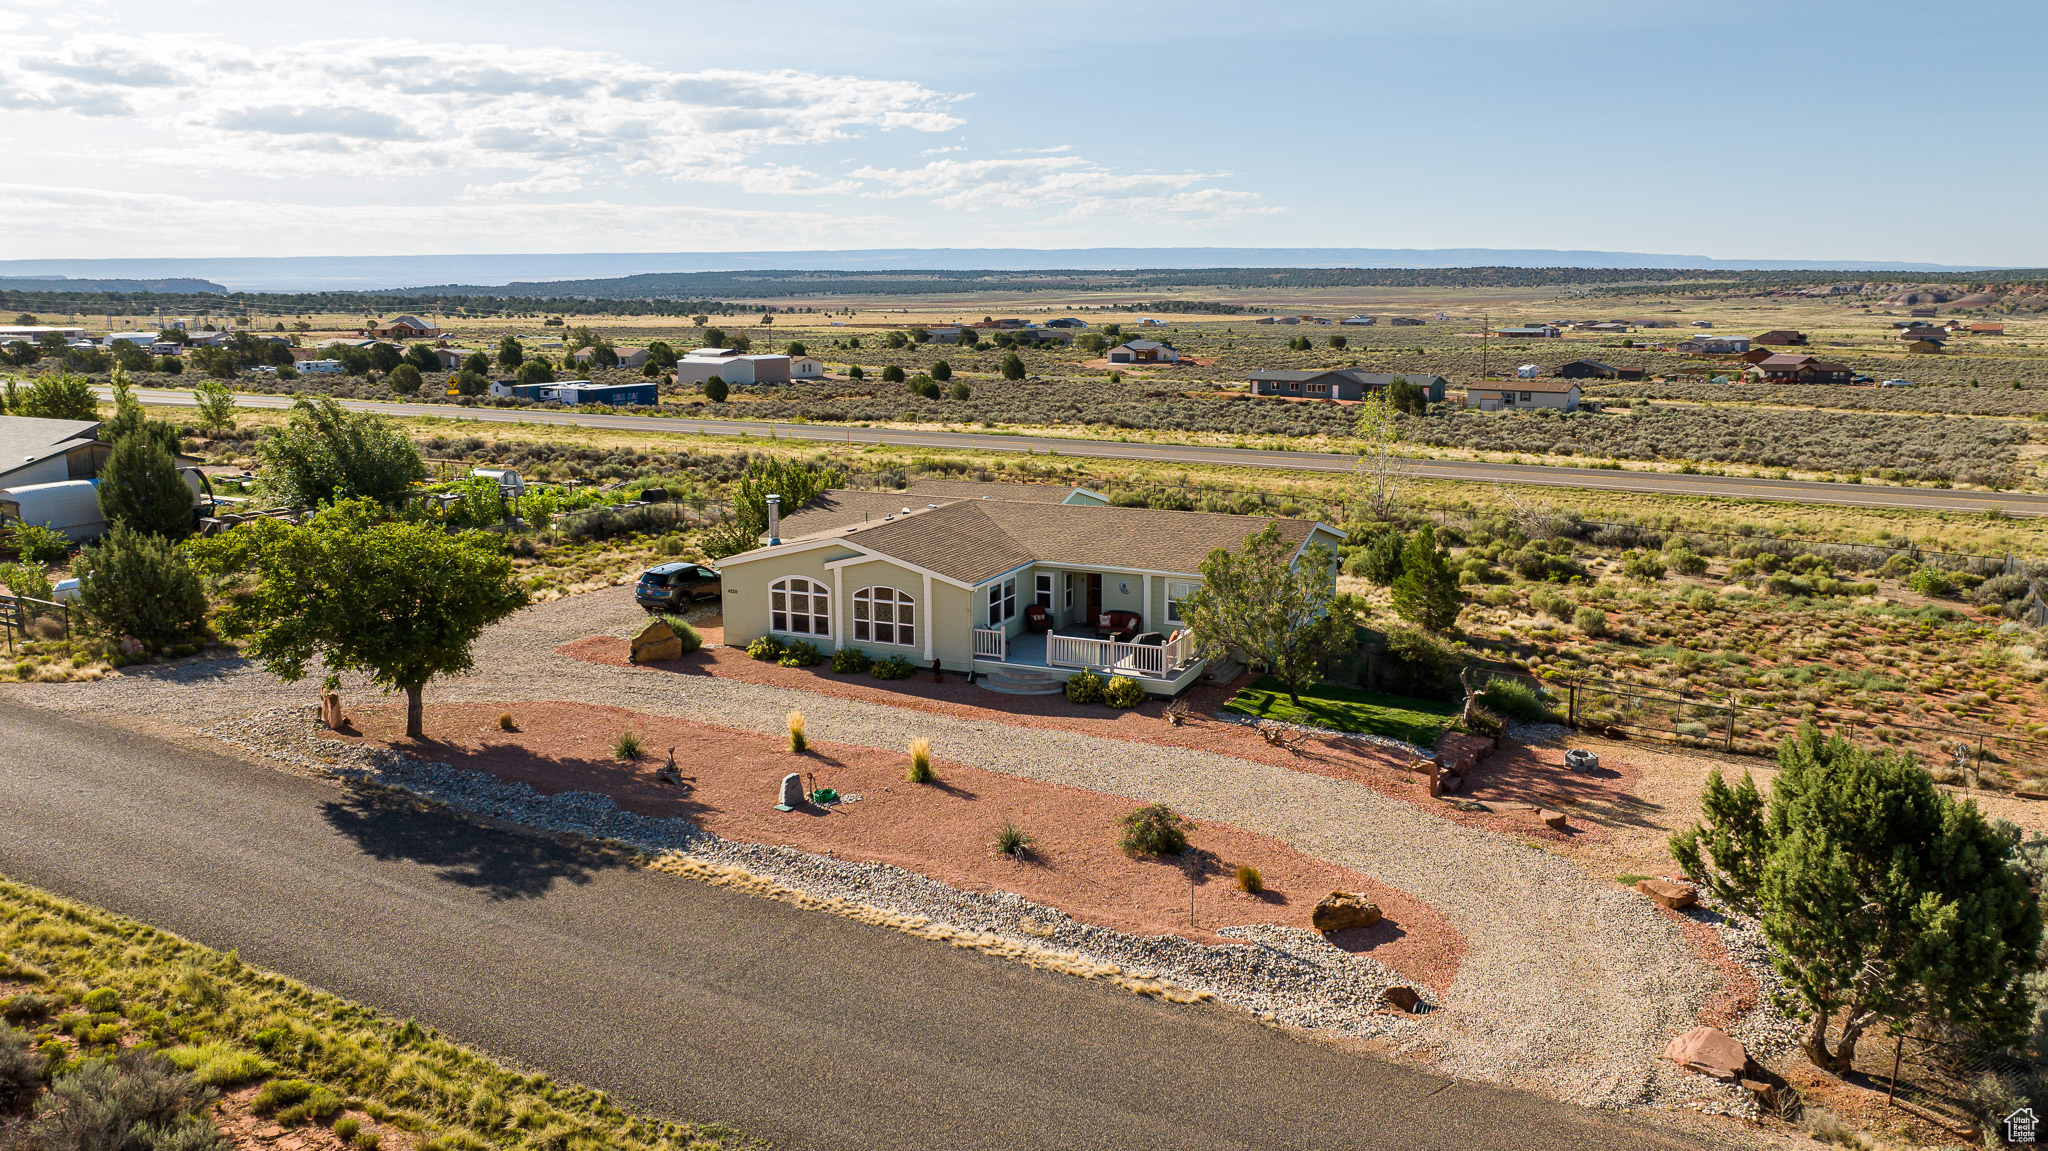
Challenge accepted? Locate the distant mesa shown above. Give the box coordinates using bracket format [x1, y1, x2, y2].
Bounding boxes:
[0, 275, 228, 295]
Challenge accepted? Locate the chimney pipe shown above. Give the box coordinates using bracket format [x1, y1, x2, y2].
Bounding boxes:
[766, 493, 781, 545]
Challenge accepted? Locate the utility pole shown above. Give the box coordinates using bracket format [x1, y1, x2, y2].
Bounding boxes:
[1479, 313, 1489, 380]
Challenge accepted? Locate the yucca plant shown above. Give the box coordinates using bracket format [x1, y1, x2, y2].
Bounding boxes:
[787, 709, 807, 754]
[612, 730, 643, 761]
[906, 737, 935, 784]
[995, 822, 1032, 858]
[1234, 863, 1264, 895]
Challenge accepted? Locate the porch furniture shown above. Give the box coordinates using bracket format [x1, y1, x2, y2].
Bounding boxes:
[1097, 610, 1142, 641]
[1132, 632, 1165, 647]
[1023, 603, 1053, 633]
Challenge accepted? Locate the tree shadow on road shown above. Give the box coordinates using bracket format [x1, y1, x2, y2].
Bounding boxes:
[320, 784, 632, 901]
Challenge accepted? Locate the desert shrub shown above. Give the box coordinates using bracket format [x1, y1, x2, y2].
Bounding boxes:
[1975, 572, 2031, 609]
[276, 1084, 345, 1126]
[497, 712, 516, 732]
[27, 1052, 222, 1150]
[786, 709, 807, 754]
[746, 635, 784, 661]
[1908, 568, 1955, 597]
[6, 522, 71, 564]
[1665, 546, 1709, 576]
[252, 1078, 314, 1114]
[1064, 669, 1105, 704]
[994, 823, 1032, 858]
[1880, 553, 1919, 579]
[906, 737, 935, 784]
[1529, 588, 1572, 620]
[75, 525, 208, 650]
[611, 730, 644, 760]
[1119, 804, 1192, 856]
[1102, 676, 1145, 709]
[1350, 528, 1405, 585]
[1234, 864, 1264, 895]
[334, 1118, 361, 1141]
[776, 639, 822, 667]
[0, 1022, 45, 1094]
[1483, 676, 1555, 722]
[0, 992, 55, 1023]
[1686, 588, 1716, 610]
[830, 646, 871, 673]
[1621, 549, 1667, 582]
[870, 653, 916, 679]
[1507, 541, 1582, 582]
[355, 1132, 382, 1150]
[82, 988, 122, 1014]
[650, 614, 703, 654]
[1372, 625, 1464, 700]
[1574, 605, 1610, 635]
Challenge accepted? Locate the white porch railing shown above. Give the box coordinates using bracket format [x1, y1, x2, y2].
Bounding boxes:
[972, 627, 1007, 660]
[1046, 630, 1195, 679]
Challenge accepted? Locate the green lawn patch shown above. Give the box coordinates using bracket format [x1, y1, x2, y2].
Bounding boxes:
[1222, 676, 1460, 745]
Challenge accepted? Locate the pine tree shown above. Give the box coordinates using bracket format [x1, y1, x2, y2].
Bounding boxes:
[75, 525, 208, 649]
[98, 432, 194, 537]
[1001, 352, 1026, 380]
[1388, 523, 1463, 631]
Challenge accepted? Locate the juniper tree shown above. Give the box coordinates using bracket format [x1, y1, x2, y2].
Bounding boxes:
[1179, 524, 1354, 705]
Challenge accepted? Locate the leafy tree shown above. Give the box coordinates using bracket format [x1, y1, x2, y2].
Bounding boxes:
[645, 340, 678, 368]
[257, 396, 426, 509]
[75, 525, 208, 649]
[1386, 376, 1428, 415]
[702, 327, 726, 348]
[190, 346, 238, 379]
[884, 331, 909, 350]
[387, 364, 423, 394]
[702, 457, 844, 558]
[157, 355, 184, 375]
[9, 313, 34, 325]
[880, 364, 906, 384]
[515, 359, 554, 386]
[496, 335, 524, 369]
[783, 341, 807, 357]
[404, 344, 441, 373]
[1328, 335, 1348, 350]
[1352, 527, 1406, 585]
[190, 499, 527, 738]
[98, 433, 193, 537]
[368, 343, 404, 372]
[704, 376, 729, 403]
[1001, 353, 1026, 380]
[451, 369, 487, 396]
[100, 369, 179, 454]
[1350, 391, 1407, 520]
[461, 350, 490, 376]
[14, 373, 99, 421]
[909, 375, 941, 400]
[111, 341, 155, 373]
[193, 380, 236, 433]
[1672, 727, 2043, 1073]
[1178, 524, 1354, 705]
[1389, 523, 1462, 631]
[930, 360, 952, 382]
[2, 340, 37, 366]
[846, 365, 864, 381]
[725, 333, 751, 354]
[954, 328, 977, 346]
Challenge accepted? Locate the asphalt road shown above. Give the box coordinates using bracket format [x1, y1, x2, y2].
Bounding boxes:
[123, 385, 2048, 516]
[0, 702, 1714, 1151]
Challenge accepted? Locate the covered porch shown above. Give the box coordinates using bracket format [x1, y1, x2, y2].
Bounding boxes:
[970, 624, 1203, 694]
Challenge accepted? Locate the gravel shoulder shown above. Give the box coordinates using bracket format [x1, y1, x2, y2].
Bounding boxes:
[1, 587, 1739, 1111]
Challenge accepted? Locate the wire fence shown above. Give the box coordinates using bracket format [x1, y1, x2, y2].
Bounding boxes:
[0, 594, 69, 654]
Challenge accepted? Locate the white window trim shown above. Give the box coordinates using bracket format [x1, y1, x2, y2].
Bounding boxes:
[1166, 580, 1199, 624]
[768, 575, 831, 639]
[1034, 572, 1053, 611]
[851, 585, 917, 648]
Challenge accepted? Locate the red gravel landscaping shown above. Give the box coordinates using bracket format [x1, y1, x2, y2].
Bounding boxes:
[559, 636, 1623, 844]
[321, 699, 1465, 991]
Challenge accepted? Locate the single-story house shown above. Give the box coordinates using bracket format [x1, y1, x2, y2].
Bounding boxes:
[1750, 354, 1854, 383]
[919, 325, 964, 340]
[1557, 359, 1645, 380]
[0, 326, 87, 344]
[105, 332, 160, 348]
[673, 351, 793, 385]
[1910, 307, 1938, 318]
[370, 315, 442, 339]
[571, 346, 651, 369]
[1967, 323, 2006, 335]
[1676, 335, 1751, 354]
[1246, 370, 1448, 402]
[1466, 382, 1581, 412]
[791, 356, 824, 380]
[1106, 340, 1179, 365]
[499, 381, 659, 405]
[1044, 317, 1089, 329]
[1389, 317, 1426, 327]
[1339, 315, 1376, 326]
[0, 416, 108, 490]
[1581, 322, 1631, 334]
[1752, 330, 1808, 346]
[1497, 325, 1560, 338]
[716, 483, 1342, 695]
[1904, 338, 1945, 354]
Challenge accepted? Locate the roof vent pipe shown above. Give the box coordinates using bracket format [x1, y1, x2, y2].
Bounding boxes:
[766, 494, 781, 545]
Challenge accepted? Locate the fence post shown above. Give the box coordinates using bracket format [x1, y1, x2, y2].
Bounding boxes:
[1568, 681, 1578, 729]
[1725, 704, 1736, 753]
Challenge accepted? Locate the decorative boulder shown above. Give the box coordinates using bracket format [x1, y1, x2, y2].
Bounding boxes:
[1539, 809, 1569, 830]
[1381, 986, 1422, 1013]
[630, 619, 683, 664]
[778, 773, 804, 808]
[1637, 878, 1698, 910]
[1312, 892, 1383, 933]
[319, 691, 345, 731]
[1663, 1026, 1749, 1082]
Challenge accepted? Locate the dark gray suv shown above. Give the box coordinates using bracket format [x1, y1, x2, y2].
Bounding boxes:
[635, 562, 722, 611]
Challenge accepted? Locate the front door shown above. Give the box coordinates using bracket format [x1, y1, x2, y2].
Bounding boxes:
[1087, 573, 1102, 625]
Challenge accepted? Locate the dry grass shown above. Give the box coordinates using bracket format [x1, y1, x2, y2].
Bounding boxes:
[906, 737, 934, 784]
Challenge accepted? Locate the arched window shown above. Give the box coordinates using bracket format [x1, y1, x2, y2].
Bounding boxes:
[770, 577, 830, 636]
[852, 585, 915, 647]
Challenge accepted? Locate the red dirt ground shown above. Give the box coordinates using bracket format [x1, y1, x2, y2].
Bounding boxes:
[323, 700, 1465, 991]
[559, 637, 1651, 844]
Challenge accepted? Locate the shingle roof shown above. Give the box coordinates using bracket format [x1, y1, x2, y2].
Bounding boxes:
[776, 481, 1089, 541]
[902, 479, 1079, 504]
[829, 500, 1326, 584]
[1471, 380, 1579, 394]
[0, 415, 101, 485]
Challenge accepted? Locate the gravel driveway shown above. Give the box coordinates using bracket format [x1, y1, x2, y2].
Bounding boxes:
[2, 587, 1722, 1109]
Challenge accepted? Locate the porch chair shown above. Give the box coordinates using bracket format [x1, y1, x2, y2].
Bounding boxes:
[1023, 603, 1053, 633]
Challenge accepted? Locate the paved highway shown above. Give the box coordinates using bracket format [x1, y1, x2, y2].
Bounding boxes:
[122, 385, 2048, 516]
[0, 703, 1713, 1151]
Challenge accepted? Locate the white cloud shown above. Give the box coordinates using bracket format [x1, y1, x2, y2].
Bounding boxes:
[850, 156, 1275, 224]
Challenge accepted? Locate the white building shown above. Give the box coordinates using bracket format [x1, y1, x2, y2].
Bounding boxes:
[673, 350, 792, 385]
[792, 356, 824, 380]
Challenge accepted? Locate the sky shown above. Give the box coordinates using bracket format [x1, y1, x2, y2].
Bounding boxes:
[1, 0, 2043, 265]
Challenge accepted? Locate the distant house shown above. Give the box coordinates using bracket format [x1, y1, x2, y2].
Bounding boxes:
[1676, 335, 1751, 354]
[1497, 325, 1560, 338]
[1389, 316, 1426, 327]
[1910, 307, 1938, 318]
[1557, 359, 1645, 380]
[571, 346, 651, 369]
[791, 356, 824, 380]
[1044, 317, 1089, 329]
[1246, 370, 1447, 402]
[673, 350, 793, 385]
[1582, 322, 1631, 334]
[1752, 330, 1808, 346]
[1904, 338, 1946, 354]
[1106, 340, 1179, 365]
[1466, 382, 1581, 412]
[0, 325, 86, 344]
[1339, 315, 1376, 326]
[1968, 323, 2006, 335]
[370, 315, 442, 339]
[1751, 354, 1854, 383]
[105, 331, 160, 348]
[1690, 320, 1714, 328]
[500, 380, 659, 406]
[920, 325, 964, 340]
